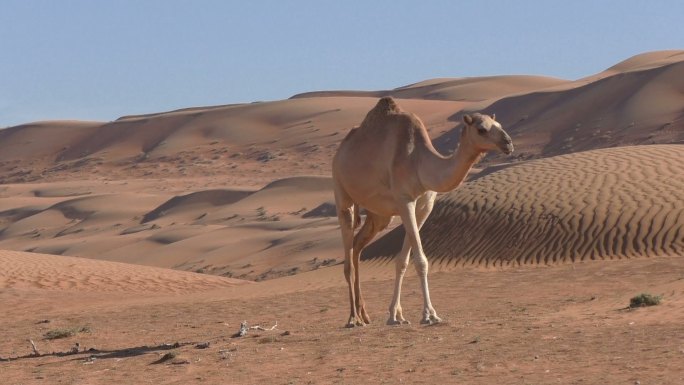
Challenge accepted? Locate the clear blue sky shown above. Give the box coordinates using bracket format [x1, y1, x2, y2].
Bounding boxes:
[1, 0, 682, 127]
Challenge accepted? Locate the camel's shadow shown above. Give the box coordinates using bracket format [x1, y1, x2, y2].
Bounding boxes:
[1, 342, 193, 364]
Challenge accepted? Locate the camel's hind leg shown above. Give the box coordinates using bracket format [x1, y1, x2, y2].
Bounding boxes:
[333, 183, 363, 328]
[352, 212, 391, 324]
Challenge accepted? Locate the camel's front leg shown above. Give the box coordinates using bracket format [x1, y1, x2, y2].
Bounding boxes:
[397, 197, 441, 325]
[389, 192, 437, 325]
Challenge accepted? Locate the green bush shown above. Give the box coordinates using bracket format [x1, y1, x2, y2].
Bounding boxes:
[629, 293, 662, 308]
[43, 326, 91, 340]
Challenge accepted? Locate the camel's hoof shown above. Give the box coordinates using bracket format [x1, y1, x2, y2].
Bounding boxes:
[346, 319, 366, 328]
[386, 319, 411, 326]
[359, 307, 371, 324]
[420, 315, 442, 325]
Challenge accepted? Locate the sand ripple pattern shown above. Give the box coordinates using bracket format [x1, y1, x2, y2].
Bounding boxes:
[0, 250, 246, 293]
[365, 145, 684, 267]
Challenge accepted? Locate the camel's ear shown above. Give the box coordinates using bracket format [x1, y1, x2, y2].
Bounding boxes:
[463, 114, 473, 125]
[491, 113, 496, 121]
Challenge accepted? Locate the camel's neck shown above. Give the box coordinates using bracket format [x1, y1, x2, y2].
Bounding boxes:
[418, 136, 483, 193]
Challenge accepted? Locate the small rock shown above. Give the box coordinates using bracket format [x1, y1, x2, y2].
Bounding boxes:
[195, 342, 210, 349]
[171, 358, 191, 365]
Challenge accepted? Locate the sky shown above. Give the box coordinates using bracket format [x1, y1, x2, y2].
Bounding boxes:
[1, 0, 682, 127]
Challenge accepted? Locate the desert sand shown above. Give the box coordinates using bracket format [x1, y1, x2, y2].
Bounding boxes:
[1, 50, 683, 384]
[363, 144, 684, 267]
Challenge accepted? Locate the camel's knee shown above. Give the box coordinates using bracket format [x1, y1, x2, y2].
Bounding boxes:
[396, 258, 409, 275]
[413, 253, 428, 275]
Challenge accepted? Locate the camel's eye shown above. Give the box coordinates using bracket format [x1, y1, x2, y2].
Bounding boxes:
[477, 126, 488, 135]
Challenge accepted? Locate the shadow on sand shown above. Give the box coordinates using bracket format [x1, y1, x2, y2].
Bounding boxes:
[0, 342, 194, 363]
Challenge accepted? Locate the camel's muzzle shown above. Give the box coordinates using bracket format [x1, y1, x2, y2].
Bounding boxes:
[500, 143, 514, 155]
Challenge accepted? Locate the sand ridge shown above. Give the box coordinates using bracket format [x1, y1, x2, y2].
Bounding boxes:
[291, 74, 567, 101]
[2, 51, 682, 186]
[0, 176, 343, 281]
[363, 145, 684, 267]
[0, 249, 248, 294]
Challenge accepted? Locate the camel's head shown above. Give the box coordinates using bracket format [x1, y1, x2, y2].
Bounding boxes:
[462, 113, 514, 155]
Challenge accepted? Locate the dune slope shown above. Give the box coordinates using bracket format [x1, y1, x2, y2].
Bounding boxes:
[0, 249, 247, 293]
[0, 50, 683, 280]
[363, 145, 684, 266]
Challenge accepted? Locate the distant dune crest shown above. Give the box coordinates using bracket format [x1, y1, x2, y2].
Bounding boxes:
[0, 50, 683, 281]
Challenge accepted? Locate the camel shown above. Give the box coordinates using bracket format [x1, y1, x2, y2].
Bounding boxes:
[332, 97, 513, 327]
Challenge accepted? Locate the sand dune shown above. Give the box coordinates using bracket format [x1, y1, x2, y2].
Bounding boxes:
[395, 75, 566, 101]
[599, 50, 684, 76]
[470, 51, 684, 163]
[2, 51, 683, 189]
[363, 145, 684, 267]
[0, 121, 100, 162]
[141, 188, 253, 223]
[0, 249, 247, 293]
[0, 176, 342, 280]
[291, 75, 567, 101]
[0, 50, 683, 279]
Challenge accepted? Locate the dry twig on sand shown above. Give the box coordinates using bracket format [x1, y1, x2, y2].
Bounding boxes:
[250, 320, 278, 331]
[232, 320, 278, 337]
[28, 339, 39, 356]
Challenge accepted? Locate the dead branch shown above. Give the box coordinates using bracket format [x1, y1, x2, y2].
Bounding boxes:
[232, 320, 278, 337]
[28, 339, 39, 356]
[250, 320, 278, 331]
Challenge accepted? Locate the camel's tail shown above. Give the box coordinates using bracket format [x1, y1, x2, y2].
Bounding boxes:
[353, 204, 361, 229]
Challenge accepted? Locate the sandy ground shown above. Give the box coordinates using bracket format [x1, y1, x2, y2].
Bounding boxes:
[1, 250, 683, 384]
[1, 50, 684, 384]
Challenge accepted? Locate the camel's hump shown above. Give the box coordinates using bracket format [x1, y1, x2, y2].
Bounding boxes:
[373, 96, 400, 113]
[358, 97, 404, 129]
